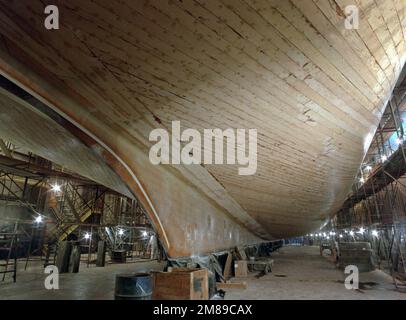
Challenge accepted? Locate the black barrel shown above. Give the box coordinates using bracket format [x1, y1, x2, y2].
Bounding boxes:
[114, 273, 152, 300]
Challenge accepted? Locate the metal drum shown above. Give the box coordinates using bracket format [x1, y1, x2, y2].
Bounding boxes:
[114, 273, 152, 300]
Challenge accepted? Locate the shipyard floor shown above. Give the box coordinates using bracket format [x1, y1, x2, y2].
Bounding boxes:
[0, 246, 405, 300]
[0, 259, 166, 300]
[225, 245, 406, 300]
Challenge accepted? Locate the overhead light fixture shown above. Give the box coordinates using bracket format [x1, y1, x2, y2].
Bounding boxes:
[381, 155, 387, 163]
[349, 231, 354, 236]
[34, 216, 43, 223]
[339, 234, 343, 238]
[51, 183, 61, 193]
[358, 227, 365, 234]
[360, 177, 365, 183]
[326, 236, 330, 240]
[310, 234, 313, 237]
[84, 233, 91, 240]
[372, 230, 379, 237]
[142, 231, 148, 237]
[365, 165, 372, 171]
[118, 229, 124, 236]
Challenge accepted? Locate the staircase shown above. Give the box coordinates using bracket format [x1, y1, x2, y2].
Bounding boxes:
[46, 182, 103, 244]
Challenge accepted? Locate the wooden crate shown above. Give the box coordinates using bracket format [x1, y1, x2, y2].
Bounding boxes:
[234, 260, 248, 277]
[152, 268, 208, 300]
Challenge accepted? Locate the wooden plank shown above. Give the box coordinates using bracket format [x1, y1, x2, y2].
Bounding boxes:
[234, 260, 248, 278]
[236, 246, 248, 260]
[223, 252, 233, 279]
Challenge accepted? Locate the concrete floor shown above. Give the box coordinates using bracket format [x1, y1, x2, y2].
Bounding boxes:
[225, 245, 406, 300]
[1, 246, 405, 300]
[0, 259, 165, 300]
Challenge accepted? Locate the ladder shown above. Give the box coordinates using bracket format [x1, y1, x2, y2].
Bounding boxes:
[0, 222, 18, 282]
[43, 241, 58, 268]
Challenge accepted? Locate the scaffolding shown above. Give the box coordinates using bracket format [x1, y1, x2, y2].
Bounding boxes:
[0, 141, 158, 282]
[0, 221, 18, 282]
[332, 81, 406, 290]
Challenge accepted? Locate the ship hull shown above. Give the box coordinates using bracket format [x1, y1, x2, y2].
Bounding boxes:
[0, 0, 405, 256]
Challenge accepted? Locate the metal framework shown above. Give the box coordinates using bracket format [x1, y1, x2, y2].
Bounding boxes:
[0, 140, 157, 282]
[332, 78, 406, 290]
